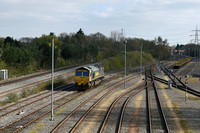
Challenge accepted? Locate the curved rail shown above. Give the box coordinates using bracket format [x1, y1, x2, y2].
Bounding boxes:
[0, 71, 129, 132]
[149, 71, 169, 133]
[153, 75, 200, 97]
[0, 86, 77, 132]
[50, 75, 139, 133]
[115, 82, 152, 133]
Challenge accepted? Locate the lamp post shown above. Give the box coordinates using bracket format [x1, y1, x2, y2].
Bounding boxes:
[140, 44, 143, 76]
[50, 32, 54, 121]
[124, 40, 127, 89]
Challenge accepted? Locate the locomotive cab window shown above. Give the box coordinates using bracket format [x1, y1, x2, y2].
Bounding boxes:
[83, 72, 89, 77]
[93, 73, 95, 78]
[76, 71, 82, 76]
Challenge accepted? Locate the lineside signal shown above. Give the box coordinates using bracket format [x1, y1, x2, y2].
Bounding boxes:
[154, 66, 156, 71]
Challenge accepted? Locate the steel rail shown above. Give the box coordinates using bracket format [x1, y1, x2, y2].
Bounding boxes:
[0, 85, 77, 132]
[150, 71, 169, 133]
[5, 72, 123, 133]
[0, 84, 73, 118]
[0, 71, 73, 99]
[0, 92, 77, 132]
[0, 62, 100, 87]
[0, 67, 129, 132]
[160, 66, 176, 84]
[146, 71, 152, 133]
[50, 75, 139, 133]
[98, 82, 146, 133]
[70, 81, 144, 133]
[153, 75, 200, 97]
[115, 82, 153, 133]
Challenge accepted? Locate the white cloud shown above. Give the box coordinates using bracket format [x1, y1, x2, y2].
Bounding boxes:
[0, 0, 200, 45]
[94, 7, 114, 18]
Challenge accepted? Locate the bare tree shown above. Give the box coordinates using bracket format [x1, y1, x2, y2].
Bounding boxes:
[110, 29, 124, 42]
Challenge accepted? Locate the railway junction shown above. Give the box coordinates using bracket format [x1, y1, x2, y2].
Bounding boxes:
[0, 59, 199, 133]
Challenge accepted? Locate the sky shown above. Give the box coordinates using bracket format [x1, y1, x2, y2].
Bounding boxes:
[1, 0, 200, 45]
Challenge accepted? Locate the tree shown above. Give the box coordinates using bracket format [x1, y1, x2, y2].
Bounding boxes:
[38, 42, 51, 68]
[2, 45, 20, 65]
[110, 30, 124, 42]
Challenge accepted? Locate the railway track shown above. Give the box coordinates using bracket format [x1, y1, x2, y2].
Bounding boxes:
[153, 76, 200, 97]
[174, 62, 195, 77]
[50, 74, 139, 133]
[0, 83, 74, 118]
[159, 65, 200, 97]
[0, 85, 76, 133]
[147, 71, 169, 133]
[0, 71, 74, 100]
[99, 81, 147, 133]
[0, 62, 101, 87]
[2, 67, 191, 132]
[0, 71, 133, 132]
[0, 62, 103, 100]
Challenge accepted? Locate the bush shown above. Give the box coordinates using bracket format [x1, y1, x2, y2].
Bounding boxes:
[102, 51, 155, 72]
[20, 90, 28, 98]
[6, 93, 18, 103]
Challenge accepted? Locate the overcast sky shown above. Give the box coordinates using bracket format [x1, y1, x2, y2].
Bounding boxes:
[1, 0, 200, 45]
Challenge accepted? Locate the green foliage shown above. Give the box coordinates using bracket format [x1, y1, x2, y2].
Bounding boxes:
[6, 93, 18, 103]
[102, 51, 155, 72]
[184, 43, 200, 57]
[0, 61, 7, 69]
[20, 90, 28, 98]
[55, 57, 66, 68]
[0, 30, 170, 78]
[102, 59, 109, 72]
[96, 51, 104, 61]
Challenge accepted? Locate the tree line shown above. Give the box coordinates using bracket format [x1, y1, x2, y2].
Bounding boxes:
[0, 29, 170, 77]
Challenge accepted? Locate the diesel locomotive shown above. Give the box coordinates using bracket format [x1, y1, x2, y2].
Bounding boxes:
[74, 64, 104, 91]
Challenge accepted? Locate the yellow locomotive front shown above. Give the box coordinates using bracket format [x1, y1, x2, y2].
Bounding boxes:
[74, 67, 90, 90]
[74, 64, 104, 91]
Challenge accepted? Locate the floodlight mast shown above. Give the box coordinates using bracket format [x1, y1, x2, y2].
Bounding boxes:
[50, 32, 54, 121]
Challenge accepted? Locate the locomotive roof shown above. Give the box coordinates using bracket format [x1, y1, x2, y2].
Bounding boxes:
[76, 64, 104, 72]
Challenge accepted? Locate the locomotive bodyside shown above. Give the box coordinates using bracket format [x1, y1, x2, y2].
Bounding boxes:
[74, 64, 104, 91]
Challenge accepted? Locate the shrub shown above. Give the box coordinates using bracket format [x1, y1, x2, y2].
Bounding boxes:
[6, 93, 18, 103]
[20, 90, 28, 98]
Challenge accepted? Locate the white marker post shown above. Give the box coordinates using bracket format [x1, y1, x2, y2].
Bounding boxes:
[185, 75, 189, 103]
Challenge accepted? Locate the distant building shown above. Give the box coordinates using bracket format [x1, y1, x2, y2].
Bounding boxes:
[170, 44, 185, 55]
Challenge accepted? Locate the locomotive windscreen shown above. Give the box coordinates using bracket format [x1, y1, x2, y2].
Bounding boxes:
[83, 72, 89, 77]
[76, 71, 82, 76]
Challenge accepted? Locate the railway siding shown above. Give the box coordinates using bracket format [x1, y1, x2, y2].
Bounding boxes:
[0, 61, 199, 133]
[154, 64, 200, 132]
[21, 74, 129, 133]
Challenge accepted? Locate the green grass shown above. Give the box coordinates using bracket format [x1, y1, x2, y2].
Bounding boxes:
[6, 93, 18, 103]
[1, 76, 67, 106]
